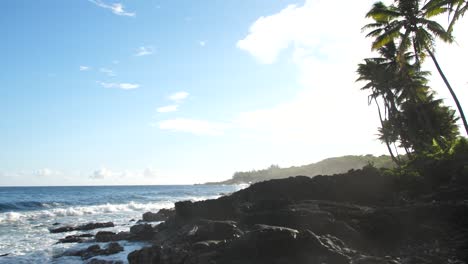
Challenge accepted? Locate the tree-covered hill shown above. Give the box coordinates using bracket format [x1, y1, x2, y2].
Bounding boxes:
[205, 155, 394, 185]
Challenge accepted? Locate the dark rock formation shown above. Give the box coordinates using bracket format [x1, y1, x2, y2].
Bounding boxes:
[130, 223, 156, 240]
[95, 231, 132, 242]
[50, 222, 114, 233]
[124, 168, 468, 263]
[142, 209, 175, 222]
[65, 242, 124, 260]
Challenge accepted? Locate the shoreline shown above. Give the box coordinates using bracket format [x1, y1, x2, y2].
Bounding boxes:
[16, 166, 467, 263]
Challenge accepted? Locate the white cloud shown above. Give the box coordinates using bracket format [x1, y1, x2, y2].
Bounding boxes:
[157, 105, 179, 113]
[158, 118, 231, 136]
[99, 68, 116, 77]
[157, 0, 384, 156]
[89, 167, 115, 179]
[169, 91, 189, 102]
[156, 92, 189, 114]
[199, 41, 206, 47]
[135, 46, 154, 56]
[88, 0, 135, 17]
[34, 168, 60, 177]
[99, 82, 140, 90]
[230, 0, 384, 150]
[143, 168, 157, 178]
[237, 0, 373, 66]
[79, 66, 90, 71]
[89, 167, 158, 181]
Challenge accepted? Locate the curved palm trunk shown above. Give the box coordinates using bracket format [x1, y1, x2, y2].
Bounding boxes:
[375, 98, 400, 165]
[426, 47, 468, 135]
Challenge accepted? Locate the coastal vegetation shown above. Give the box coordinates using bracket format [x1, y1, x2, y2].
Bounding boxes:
[206, 155, 395, 185]
[357, 0, 468, 191]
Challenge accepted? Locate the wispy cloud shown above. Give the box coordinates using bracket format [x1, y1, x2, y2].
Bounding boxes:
[99, 68, 116, 77]
[99, 82, 140, 90]
[199, 41, 206, 47]
[169, 91, 189, 102]
[90, 167, 115, 179]
[155, 92, 189, 114]
[34, 168, 61, 177]
[88, 0, 135, 17]
[157, 105, 179, 113]
[157, 118, 231, 136]
[79, 66, 91, 71]
[90, 167, 157, 180]
[135, 46, 154, 56]
[143, 168, 157, 178]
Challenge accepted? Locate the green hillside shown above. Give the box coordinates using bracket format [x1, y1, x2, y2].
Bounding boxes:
[206, 155, 395, 185]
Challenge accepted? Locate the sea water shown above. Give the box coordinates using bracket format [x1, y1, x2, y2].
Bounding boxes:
[0, 185, 244, 263]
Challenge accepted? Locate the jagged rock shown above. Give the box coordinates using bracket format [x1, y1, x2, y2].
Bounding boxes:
[189, 220, 243, 241]
[50, 222, 114, 233]
[124, 168, 468, 263]
[65, 242, 124, 260]
[142, 209, 175, 222]
[58, 233, 93, 243]
[128, 245, 161, 264]
[106, 242, 124, 255]
[130, 224, 155, 240]
[95, 231, 132, 242]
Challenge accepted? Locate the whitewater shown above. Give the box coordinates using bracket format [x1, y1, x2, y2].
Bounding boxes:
[0, 185, 244, 263]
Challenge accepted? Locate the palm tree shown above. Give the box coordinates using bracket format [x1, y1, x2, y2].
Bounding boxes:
[426, 0, 468, 33]
[357, 58, 400, 164]
[357, 42, 406, 163]
[364, 0, 468, 135]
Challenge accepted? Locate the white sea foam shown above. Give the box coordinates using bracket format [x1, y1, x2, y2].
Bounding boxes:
[0, 200, 173, 224]
[0, 186, 238, 263]
[0, 194, 220, 224]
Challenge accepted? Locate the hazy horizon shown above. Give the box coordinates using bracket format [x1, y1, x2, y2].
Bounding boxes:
[1, 0, 467, 186]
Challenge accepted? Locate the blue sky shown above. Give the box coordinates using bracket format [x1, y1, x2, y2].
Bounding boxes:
[1, 0, 467, 186]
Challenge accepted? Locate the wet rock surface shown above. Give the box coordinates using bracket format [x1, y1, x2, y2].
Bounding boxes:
[50, 222, 115, 233]
[95, 231, 133, 242]
[64, 242, 124, 260]
[142, 209, 175, 222]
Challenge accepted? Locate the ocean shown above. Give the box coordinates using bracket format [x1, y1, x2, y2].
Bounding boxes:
[0, 185, 244, 263]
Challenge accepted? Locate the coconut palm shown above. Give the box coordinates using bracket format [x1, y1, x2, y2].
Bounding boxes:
[364, 0, 468, 135]
[357, 57, 400, 163]
[426, 0, 468, 33]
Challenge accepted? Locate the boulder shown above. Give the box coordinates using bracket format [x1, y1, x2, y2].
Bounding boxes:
[95, 231, 132, 242]
[128, 245, 161, 264]
[58, 233, 93, 243]
[66, 242, 124, 260]
[130, 224, 155, 240]
[142, 208, 175, 222]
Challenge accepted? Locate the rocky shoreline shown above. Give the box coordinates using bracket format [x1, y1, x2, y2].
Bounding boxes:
[51, 166, 468, 263]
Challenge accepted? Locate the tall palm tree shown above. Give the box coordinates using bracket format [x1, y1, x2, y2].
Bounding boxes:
[364, 0, 468, 135]
[357, 42, 408, 163]
[357, 58, 400, 164]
